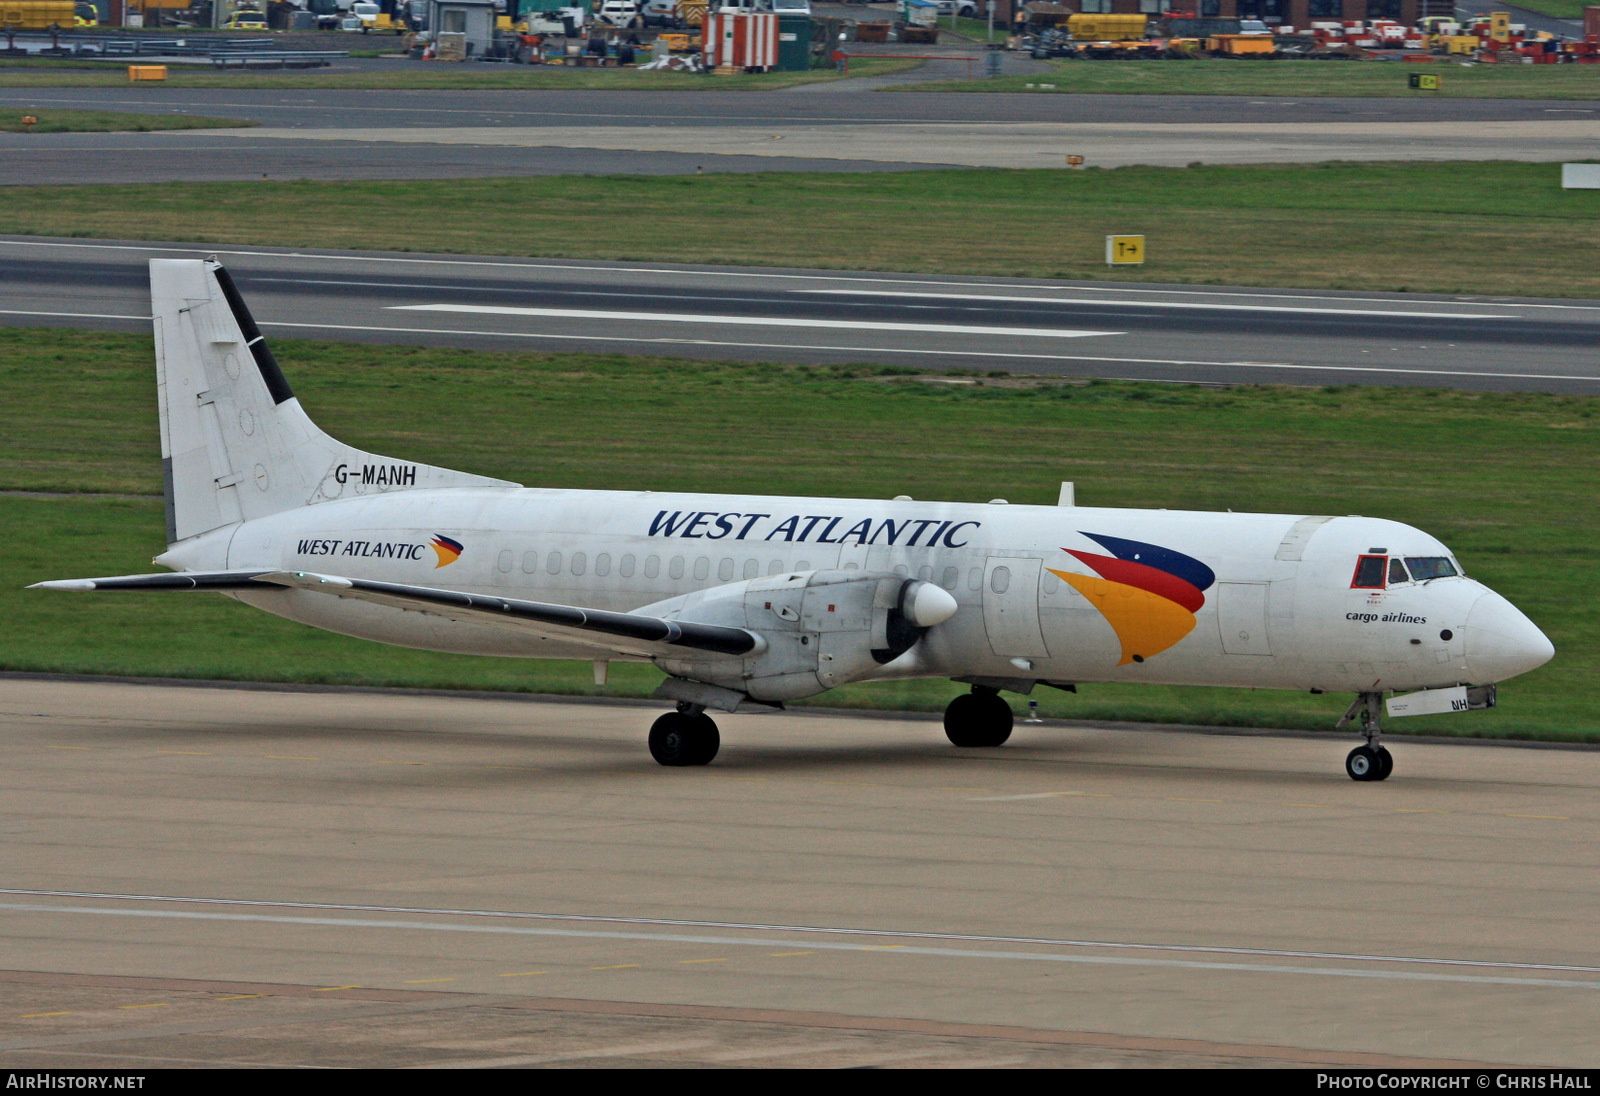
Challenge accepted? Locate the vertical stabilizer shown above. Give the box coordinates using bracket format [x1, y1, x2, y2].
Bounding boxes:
[151, 258, 519, 545]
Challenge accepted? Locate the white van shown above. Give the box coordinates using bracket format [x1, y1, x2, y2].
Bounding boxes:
[762, 0, 812, 13]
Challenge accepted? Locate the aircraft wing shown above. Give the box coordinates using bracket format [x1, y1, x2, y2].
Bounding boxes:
[30, 570, 762, 661]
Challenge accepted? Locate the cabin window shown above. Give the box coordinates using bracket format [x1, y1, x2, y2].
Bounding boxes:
[595, 553, 611, 577]
[718, 558, 735, 581]
[1405, 556, 1459, 581]
[521, 550, 538, 574]
[744, 559, 759, 579]
[644, 555, 660, 579]
[967, 567, 982, 591]
[917, 565, 933, 582]
[795, 560, 811, 572]
[894, 564, 909, 577]
[941, 566, 959, 590]
[991, 566, 1011, 594]
[497, 550, 512, 573]
[693, 557, 710, 581]
[670, 556, 686, 580]
[1351, 555, 1387, 589]
[546, 551, 562, 575]
[620, 554, 636, 578]
[769, 559, 785, 576]
[571, 552, 587, 577]
[1388, 558, 1409, 585]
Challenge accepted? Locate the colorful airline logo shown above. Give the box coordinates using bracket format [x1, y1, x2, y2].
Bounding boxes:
[1047, 532, 1216, 667]
[430, 534, 464, 569]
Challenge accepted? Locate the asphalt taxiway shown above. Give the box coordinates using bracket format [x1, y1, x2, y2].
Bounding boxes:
[1, 676, 1597, 1067]
[3, 236, 1597, 392]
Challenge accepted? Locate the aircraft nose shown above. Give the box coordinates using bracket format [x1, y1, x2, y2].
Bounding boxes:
[1465, 591, 1554, 683]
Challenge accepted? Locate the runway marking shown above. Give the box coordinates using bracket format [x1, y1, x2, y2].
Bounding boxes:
[8, 890, 1600, 981]
[1395, 809, 1449, 814]
[255, 320, 1600, 385]
[678, 958, 729, 964]
[769, 952, 815, 957]
[21, 1012, 72, 1019]
[1506, 813, 1568, 820]
[118, 1003, 167, 1010]
[313, 985, 360, 991]
[156, 750, 210, 756]
[4, 240, 1593, 314]
[390, 304, 1122, 341]
[967, 792, 1067, 801]
[216, 995, 264, 1000]
[264, 755, 319, 761]
[375, 761, 428, 766]
[8, 900, 1600, 991]
[1166, 797, 1223, 803]
[0, 309, 149, 321]
[404, 978, 456, 984]
[802, 289, 1506, 321]
[498, 971, 549, 977]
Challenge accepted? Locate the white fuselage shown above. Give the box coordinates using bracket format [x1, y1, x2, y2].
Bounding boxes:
[159, 486, 1546, 695]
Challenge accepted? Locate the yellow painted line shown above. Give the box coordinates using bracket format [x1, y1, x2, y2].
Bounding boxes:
[1165, 797, 1222, 803]
[157, 750, 211, 756]
[313, 985, 361, 992]
[403, 977, 456, 984]
[498, 971, 549, 978]
[216, 995, 264, 1001]
[1063, 792, 1112, 798]
[376, 761, 429, 766]
[119, 1003, 169, 1010]
[769, 952, 815, 957]
[44, 745, 90, 750]
[860, 945, 907, 951]
[678, 958, 728, 964]
[1395, 809, 1449, 814]
[1506, 813, 1568, 820]
[591, 964, 640, 971]
[1287, 803, 1334, 808]
[21, 1011, 73, 1018]
[819, 781, 881, 787]
[265, 755, 320, 761]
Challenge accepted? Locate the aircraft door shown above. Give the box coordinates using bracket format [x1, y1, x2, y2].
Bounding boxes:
[982, 556, 1050, 658]
[1216, 581, 1272, 656]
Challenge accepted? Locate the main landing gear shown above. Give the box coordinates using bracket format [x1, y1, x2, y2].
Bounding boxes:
[649, 704, 720, 767]
[944, 685, 1014, 748]
[1338, 692, 1393, 782]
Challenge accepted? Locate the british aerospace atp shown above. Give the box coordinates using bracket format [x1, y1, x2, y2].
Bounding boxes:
[32, 260, 1555, 780]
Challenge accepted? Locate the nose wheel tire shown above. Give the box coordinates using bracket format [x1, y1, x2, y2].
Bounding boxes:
[1346, 744, 1393, 782]
[944, 690, 1014, 748]
[649, 711, 719, 766]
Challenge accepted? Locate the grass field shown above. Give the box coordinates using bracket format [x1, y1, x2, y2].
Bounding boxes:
[0, 108, 252, 132]
[3, 162, 1597, 299]
[3, 328, 1595, 740]
[0, 57, 919, 90]
[909, 57, 1600, 98]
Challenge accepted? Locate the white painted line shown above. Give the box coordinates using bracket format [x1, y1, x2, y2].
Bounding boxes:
[3, 900, 1598, 992]
[255, 320, 1600, 384]
[388, 303, 1121, 340]
[0, 309, 148, 321]
[5, 888, 1598, 978]
[2, 238, 1596, 313]
[802, 289, 1504, 320]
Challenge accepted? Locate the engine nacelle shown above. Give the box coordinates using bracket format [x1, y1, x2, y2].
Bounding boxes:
[644, 570, 957, 702]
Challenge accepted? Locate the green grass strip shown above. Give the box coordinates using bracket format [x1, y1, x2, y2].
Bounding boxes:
[3, 328, 1594, 740]
[0, 108, 254, 132]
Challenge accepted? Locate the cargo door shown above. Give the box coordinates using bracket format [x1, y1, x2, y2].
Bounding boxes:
[1216, 581, 1272, 656]
[982, 557, 1050, 658]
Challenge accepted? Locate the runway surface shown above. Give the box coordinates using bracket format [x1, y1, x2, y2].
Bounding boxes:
[2, 86, 1597, 181]
[4, 236, 1598, 392]
[1, 676, 1597, 1067]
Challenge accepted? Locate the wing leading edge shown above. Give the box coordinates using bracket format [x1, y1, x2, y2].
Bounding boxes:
[30, 570, 762, 661]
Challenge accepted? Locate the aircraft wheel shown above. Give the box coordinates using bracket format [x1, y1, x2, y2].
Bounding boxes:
[649, 711, 719, 767]
[944, 690, 1013, 748]
[1345, 745, 1383, 782]
[1374, 746, 1394, 781]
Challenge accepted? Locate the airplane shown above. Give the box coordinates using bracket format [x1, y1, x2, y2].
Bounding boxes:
[31, 259, 1555, 780]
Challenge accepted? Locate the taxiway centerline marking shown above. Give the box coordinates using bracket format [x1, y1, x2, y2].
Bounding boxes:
[4, 901, 1599, 992]
[388, 304, 1122, 340]
[801, 289, 1504, 320]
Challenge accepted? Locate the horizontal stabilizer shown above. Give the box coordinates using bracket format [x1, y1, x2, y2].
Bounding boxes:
[33, 569, 764, 661]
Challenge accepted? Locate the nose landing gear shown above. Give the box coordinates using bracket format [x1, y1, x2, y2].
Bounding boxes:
[1338, 692, 1393, 782]
[649, 703, 720, 766]
[943, 685, 1014, 748]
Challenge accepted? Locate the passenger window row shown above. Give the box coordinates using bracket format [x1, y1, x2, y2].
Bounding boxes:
[489, 551, 985, 592]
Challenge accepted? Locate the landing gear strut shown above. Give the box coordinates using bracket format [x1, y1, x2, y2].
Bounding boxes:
[649, 704, 720, 767]
[1338, 692, 1393, 782]
[943, 686, 1013, 748]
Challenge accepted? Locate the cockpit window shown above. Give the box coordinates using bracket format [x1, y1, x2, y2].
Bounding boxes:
[1388, 558, 1410, 584]
[1351, 555, 1386, 589]
[1404, 556, 1458, 581]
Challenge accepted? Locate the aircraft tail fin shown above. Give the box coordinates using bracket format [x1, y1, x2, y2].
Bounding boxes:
[151, 258, 519, 545]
